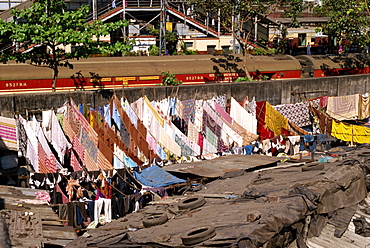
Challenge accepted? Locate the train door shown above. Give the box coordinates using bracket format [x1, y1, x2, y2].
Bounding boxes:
[298, 34, 307, 47]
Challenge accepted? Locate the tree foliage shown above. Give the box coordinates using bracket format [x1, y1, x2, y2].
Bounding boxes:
[0, 0, 132, 91]
[314, 0, 370, 51]
[190, 0, 284, 54]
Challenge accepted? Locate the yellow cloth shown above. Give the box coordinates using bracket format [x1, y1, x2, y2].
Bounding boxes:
[331, 120, 353, 142]
[265, 102, 288, 136]
[144, 96, 164, 127]
[353, 124, 370, 144]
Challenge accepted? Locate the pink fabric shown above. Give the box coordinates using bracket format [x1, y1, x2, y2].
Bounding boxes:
[56, 183, 69, 204]
[215, 102, 232, 124]
[70, 151, 83, 172]
[146, 133, 157, 151]
[35, 191, 51, 202]
[320, 96, 328, 108]
[198, 133, 204, 154]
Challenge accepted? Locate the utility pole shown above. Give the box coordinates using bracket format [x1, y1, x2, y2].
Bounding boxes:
[123, 0, 126, 39]
[93, 0, 97, 20]
[159, 0, 166, 55]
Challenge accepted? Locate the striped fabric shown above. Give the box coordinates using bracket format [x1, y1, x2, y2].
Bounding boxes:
[38, 143, 50, 173]
[70, 151, 83, 172]
[0, 116, 18, 151]
[84, 151, 100, 171]
[97, 150, 114, 170]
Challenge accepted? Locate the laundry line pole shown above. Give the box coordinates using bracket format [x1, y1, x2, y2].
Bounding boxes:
[123, 0, 126, 39]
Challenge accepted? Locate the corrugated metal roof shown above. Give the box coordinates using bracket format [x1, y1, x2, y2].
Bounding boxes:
[164, 154, 281, 178]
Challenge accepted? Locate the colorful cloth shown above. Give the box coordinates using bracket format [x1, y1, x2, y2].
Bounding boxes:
[214, 101, 232, 124]
[331, 120, 353, 142]
[202, 110, 222, 152]
[181, 99, 196, 123]
[213, 94, 227, 109]
[0, 116, 18, 151]
[265, 102, 289, 136]
[353, 124, 370, 144]
[327, 94, 360, 120]
[274, 102, 311, 127]
[310, 103, 333, 135]
[320, 96, 328, 108]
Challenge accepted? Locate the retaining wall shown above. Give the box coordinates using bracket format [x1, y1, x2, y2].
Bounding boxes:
[0, 74, 369, 118]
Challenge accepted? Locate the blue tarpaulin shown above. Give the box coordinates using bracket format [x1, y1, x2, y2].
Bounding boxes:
[134, 165, 186, 187]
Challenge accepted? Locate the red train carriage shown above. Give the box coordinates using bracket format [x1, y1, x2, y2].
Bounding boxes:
[0, 54, 326, 94]
[296, 54, 370, 78]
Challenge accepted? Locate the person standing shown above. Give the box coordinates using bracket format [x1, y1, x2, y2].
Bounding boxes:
[112, 0, 116, 8]
[338, 44, 343, 54]
[306, 42, 311, 55]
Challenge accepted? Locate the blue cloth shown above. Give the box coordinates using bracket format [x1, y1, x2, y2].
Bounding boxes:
[113, 156, 125, 169]
[79, 104, 84, 115]
[157, 145, 167, 160]
[244, 145, 253, 155]
[76, 205, 84, 225]
[134, 165, 186, 187]
[169, 97, 177, 116]
[124, 154, 138, 168]
[88, 201, 94, 221]
[301, 135, 316, 151]
[303, 135, 314, 143]
[318, 157, 333, 163]
[103, 104, 111, 127]
[317, 134, 327, 144]
[112, 102, 121, 130]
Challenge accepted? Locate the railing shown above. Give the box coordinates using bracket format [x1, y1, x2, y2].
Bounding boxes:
[167, 1, 223, 35]
[86, 0, 161, 22]
[0, 44, 13, 53]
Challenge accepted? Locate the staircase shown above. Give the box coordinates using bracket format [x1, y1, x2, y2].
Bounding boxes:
[167, 6, 219, 37]
[0, 0, 32, 21]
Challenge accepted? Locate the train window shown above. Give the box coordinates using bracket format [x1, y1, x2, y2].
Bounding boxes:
[222, 46, 230, 55]
[185, 42, 193, 48]
[207, 45, 216, 54]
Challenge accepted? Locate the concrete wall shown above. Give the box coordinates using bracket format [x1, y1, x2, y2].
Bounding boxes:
[0, 74, 369, 118]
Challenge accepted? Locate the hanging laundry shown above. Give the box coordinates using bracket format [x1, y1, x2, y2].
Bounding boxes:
[274, 102, 312, 127]
[327, 94, 360, 120]
[0, 116, 18, 151]
[310, 103, 333, 135]
[230, 97, 257, 134]
[42, 110, 71, 164]
[359, 93, 370, 119]
[181, 99, 196, 123]
[265, 102, 289, 136]
[331, 120, 353, 142]
[353, 124, 370, 144]
[122, 98, 138, 128]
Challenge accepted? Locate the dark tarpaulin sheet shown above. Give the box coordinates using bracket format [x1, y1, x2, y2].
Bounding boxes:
[134, 165, 186, 187]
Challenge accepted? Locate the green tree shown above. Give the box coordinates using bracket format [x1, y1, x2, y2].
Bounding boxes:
[161, 71, 182, 86]
[0, 0, 132, 91]
[190, 0, 287, 78]
[314, 0, 370, 52]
